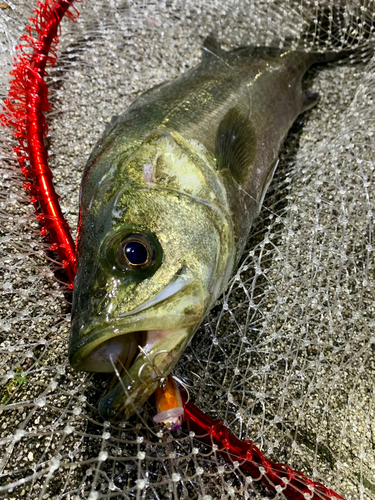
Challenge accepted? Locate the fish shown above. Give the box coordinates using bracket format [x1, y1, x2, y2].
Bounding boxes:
[68, 22, 361, 422]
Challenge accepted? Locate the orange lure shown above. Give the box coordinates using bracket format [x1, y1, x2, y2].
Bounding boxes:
[153, 376, 184, 430]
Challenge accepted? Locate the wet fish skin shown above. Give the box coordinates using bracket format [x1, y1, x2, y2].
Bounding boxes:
[69, 39, 333, 422]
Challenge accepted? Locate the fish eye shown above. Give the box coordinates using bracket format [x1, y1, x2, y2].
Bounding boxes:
[117, 233, 154, 271]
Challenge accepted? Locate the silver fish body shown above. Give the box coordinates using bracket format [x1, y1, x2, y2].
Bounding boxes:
[69, 39, 336, 422]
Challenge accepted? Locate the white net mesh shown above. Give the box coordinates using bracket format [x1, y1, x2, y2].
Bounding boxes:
[0, 1, 374, 499]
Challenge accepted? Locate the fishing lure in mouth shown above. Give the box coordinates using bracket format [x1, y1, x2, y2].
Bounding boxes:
[153, 375, 184, 430]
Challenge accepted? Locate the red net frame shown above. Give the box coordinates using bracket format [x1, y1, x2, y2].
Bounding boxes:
[183, 394, 345, 500]
[1, 0, 78, 287]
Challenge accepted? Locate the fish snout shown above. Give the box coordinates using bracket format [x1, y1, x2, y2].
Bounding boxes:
[69, 269, 206, 421]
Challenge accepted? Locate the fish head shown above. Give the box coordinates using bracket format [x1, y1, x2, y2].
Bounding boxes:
[69, 130, 235, 422]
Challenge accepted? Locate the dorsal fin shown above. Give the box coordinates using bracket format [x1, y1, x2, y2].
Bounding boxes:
[202, 35, 225, 59]
[215, 107, 256, 185]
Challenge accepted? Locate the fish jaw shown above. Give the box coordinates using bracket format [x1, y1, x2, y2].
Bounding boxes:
[98, 327, 192, 422]
[69, 277, 205, 421]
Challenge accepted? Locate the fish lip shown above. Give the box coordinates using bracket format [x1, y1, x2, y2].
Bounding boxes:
[68, 266, 205, 371]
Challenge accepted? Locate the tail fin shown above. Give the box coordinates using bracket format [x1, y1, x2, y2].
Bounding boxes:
[298, 5, 374, 64]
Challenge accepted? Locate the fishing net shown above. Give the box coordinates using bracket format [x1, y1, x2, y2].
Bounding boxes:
[0, 1, 374, 499]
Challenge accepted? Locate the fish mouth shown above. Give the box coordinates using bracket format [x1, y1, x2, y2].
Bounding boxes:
[69, 268, 205, 422]
[97, 327, 194, 422]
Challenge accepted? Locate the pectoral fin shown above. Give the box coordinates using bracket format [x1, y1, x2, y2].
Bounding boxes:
[215, 107, 256, 185]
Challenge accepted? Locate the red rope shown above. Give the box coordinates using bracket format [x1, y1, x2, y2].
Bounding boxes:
[183, 394, 345, 500]
[0, 2, 347, 498]
[0, 0, 78, 287]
